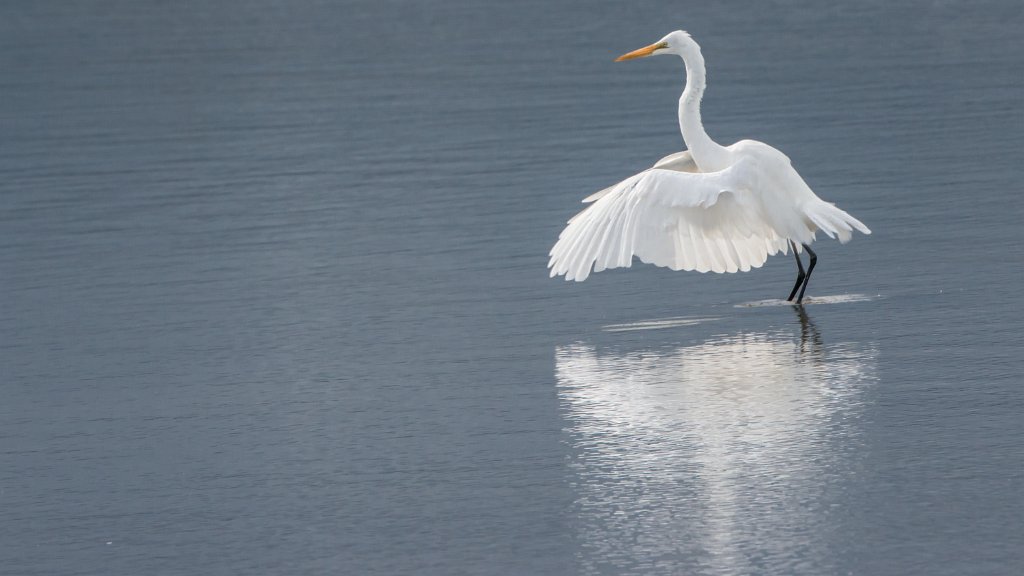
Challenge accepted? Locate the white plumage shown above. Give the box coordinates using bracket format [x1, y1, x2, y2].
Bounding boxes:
[548, 31, 870, 301]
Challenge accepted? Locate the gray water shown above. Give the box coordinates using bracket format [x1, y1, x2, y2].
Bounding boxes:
[2, 1, 1023, 574]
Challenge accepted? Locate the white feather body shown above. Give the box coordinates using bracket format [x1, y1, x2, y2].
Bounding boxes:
[548, 142, 869, 281]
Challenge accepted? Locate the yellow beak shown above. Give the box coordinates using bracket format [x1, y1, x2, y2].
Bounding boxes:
[614, 41, 666, 62]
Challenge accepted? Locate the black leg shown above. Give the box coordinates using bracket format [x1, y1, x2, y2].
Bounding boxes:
[786, 241, 805, 301]
[796, 243, 817, 304]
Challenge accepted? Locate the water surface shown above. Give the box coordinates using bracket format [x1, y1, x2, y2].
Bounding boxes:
[2, 1, 1022, 574]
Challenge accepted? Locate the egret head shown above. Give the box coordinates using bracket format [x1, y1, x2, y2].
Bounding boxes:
[614, 30, 697, 62]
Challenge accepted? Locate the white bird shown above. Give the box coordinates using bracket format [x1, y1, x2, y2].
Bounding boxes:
[548, 31, 870, 303]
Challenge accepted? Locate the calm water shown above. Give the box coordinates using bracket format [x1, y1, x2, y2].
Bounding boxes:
[2, 1, 1023, 574]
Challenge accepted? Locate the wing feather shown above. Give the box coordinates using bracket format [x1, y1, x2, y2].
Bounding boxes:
[652, 150, 700, 173]
[549, 158, 780, 281]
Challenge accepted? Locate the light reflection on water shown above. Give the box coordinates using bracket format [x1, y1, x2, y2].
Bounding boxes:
[556, 309, 877, 574]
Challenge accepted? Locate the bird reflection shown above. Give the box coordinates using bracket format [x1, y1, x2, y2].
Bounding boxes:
[795, 304, 823, 355]
[556, 309, 876, 575]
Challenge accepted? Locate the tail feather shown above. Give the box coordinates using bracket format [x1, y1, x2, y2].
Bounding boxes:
[805, 201, 871, 244]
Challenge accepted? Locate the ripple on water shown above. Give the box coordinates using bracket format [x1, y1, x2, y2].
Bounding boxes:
[735, 294, 879, 308]
[602, 316, 720, 332]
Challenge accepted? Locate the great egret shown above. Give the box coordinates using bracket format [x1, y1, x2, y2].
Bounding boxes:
[548, 31, 870, 303]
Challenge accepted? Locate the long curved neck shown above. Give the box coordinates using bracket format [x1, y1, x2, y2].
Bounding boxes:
[678, 49, 729, 171]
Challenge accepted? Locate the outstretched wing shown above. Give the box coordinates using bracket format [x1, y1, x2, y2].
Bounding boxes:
[549, 158, 788, 281]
